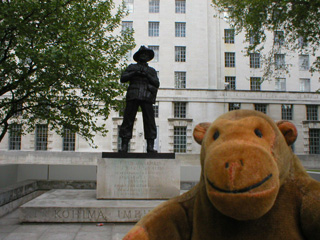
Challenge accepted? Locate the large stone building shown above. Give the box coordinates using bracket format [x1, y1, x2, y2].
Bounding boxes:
[1, 0, 319, 156]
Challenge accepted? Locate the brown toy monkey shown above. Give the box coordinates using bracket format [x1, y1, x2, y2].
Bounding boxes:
[123, 110, 320, 240]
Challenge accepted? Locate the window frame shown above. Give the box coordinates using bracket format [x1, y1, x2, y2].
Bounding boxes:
[309, 129, 320, 154]
[275, 78, 286, 91]
[274, 30, 284, 46]
[124, 0, 134, 13]
[229, 103, 241, 111]
[224, 29, 235, 44]
[225, 76, 236, 90]
[148, 45, 159, 62]
[9, 124, 22, 150]
[175, 22, 186, 37]
[175, 46, 186, 62]
[174, 126, 187, 153]
[174, 102, 187, 118]
[149, 0, 160, 13]
[250, 77, 261, 91]
[174, 71, 186, 88]
[225, 52, 235, 68]
[250, 53, 260, 68]
[153, 102, 159, 118]
[299, 78, 311, 92]
[148, 21, 160, 37]
[299, 55, 309, 71]
[281, 104, 293, 120]
[35, 124, 48, 151]
[306, 105, 318, 121]
[63, 128, 76, 151]
[175, 0, 186, 14]
[122, 21, 133, 32]
[255, 104, 268, 114]
[274, 54, 285, 69]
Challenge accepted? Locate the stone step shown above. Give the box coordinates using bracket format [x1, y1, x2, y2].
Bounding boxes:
[19, 189, 165, 223]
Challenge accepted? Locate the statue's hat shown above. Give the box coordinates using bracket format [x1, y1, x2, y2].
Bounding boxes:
[133, 45, 154, 62]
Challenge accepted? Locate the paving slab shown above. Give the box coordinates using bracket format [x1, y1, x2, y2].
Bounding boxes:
[20, 189, 165, 223]
[3, 232, 43, 240]
[38, 232, 76, 240]
[75, 231, 112, 240]
[0, 233, 9, 240]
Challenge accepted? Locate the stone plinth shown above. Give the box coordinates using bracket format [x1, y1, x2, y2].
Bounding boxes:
[97, 153, 178, 199]
[20, 189, 164, 223]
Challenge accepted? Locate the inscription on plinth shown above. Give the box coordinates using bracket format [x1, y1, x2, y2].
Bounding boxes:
[97, 153, 179, 199]
[19, 190, 164, 223]
[21, 207, 153, 223]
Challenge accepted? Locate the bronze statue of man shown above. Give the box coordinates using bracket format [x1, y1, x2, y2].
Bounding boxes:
[119, 46, 160, 153]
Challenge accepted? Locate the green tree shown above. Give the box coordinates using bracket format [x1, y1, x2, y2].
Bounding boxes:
[0, 0, 135, 145]
[212, 0, 320, 76]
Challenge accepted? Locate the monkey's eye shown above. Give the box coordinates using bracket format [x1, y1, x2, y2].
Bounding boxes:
[254, 129, 263, 138]
[213, 130, 220, 140]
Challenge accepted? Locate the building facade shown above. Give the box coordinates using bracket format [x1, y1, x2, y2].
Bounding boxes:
[1, 0, 320, 155]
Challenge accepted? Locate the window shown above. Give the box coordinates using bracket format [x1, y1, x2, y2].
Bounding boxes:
[250, 53, 260, 68]
[229, 103, 241, 111]
[175, 72, 186, 88]
[274, 54, 285, 69]
[148, 45, 159, 62]
[9, 124, 22, 150]
[275, 78, 286, 91]
[174, 126, 187, 153]
[12, 102, 23, 117]
[149, 0, 159, 13]
[35, 124, 48, 151]
[122, 21, 133, 32]
[124, 0, 134, 13]
[63, 128, 75, 151]
[174, 102, 186, 118]
[255, 104, 268, 114]
[153, 102, 159, 118]
[175, 46, 186, 62]
[175, 22, 186, 37]
[125, 50, 133, 61]
[306, 105, 318, 121]
[224, 29, 235, 44]
[249, 31, 259, 45]
[274, 30, 284, 46]
[175, 0, 186, 13]
[225, 52, 235, 67]
[298, 36, 308, 48]
[309, 129, 320, 154]
[225, 76, 236, 90]
[250, 77, 261, 91]
[148, 22, 159, 37]
[300, 78, 311, 92]
[118, 100, 126, 117]
[282, 104, 293, 120]
[299, 55, 309, 71]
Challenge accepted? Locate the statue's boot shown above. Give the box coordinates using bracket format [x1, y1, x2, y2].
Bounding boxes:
[147, 139, 157, 153]
[119, 138, 129, 152]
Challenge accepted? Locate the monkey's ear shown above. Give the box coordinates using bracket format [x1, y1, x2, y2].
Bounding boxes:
[193, 122, 211, 145]
[276, 121, 298, 146]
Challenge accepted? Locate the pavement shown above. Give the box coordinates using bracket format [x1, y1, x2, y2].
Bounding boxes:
[0, 209, 135, 240]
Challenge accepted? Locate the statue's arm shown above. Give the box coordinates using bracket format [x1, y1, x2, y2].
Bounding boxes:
[120, 64, 137, 83]
[300, 179, 320, 239]
[146, 68, 160, 88]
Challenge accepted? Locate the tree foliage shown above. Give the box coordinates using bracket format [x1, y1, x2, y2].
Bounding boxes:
[212, 0, 320, 75]
[0, 0, 135, 145]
